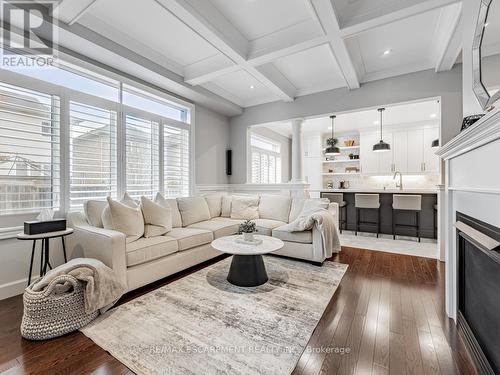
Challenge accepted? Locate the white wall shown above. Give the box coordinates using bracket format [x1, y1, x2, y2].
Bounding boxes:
[229, 67, 463, 184]
[250, 127, 291, 183]
[195, 105, 230, 185]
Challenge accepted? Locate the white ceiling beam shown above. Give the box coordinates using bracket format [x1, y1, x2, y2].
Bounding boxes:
[184, 54, 240, 85]
[434, 3, 462, 72]
[339, 0, 461, 38]
[155, 0, 296, 102]
[309, 0, 360, 89]
[52, 0, 98, 25]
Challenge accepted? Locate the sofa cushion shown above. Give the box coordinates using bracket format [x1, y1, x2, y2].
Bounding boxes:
[103, 196, 144, 243]
[204, 193, 224, 218]
[272, 226, 313, 244]
[84, 200, 108, 228]
[258, 195, 291, 222]
[177, 197, 211, 227]
[289, 198, 329, 223]
[166, 227, 213, 251]
[254, 219, 287, 236]
[230, 196, 259, 220]
[141, 196, 172, 238]
[187, 219, 239, 239]
[155, 193, 182, 228]
[221, 194, 250, 217]
[211, 217, 245, 225]
[126, 236, 178, 267]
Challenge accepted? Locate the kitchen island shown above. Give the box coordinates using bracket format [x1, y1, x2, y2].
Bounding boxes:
[319, 189, 438, 239]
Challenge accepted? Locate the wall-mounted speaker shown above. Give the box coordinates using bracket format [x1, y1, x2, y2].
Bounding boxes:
[226, 149, 232, 176]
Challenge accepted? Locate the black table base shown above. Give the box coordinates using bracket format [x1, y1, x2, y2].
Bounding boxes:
[27, 237, 67, 286]
[227, 254, 268, 287]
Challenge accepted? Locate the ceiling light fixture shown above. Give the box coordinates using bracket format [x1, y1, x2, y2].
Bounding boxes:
[485, 22, 489, 27]
[373, 108, 391, 152]
[373, 120, 380, 125]
[383, 49, 392, 56]
[325, 115, 340, 156]
[250, 85, 254, 89]
[430, 113, 437, 118]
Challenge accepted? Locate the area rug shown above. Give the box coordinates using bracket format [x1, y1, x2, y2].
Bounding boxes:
[81, 256, 348, 375]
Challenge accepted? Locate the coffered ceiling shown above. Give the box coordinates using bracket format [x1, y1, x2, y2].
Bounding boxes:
[49, 0, 463, 115]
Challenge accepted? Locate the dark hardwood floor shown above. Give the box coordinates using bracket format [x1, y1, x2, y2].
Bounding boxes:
[0, 247, 478, 375]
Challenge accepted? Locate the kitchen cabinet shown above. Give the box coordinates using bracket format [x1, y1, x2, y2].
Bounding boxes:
[360, 126, 439, 175]
[303, 135, 322, 157]
[304, 156, 322, 190]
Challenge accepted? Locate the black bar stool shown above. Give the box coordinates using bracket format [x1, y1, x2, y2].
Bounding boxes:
[321, 193, 347, 233]
[355, 194, 380, 237]
[392, 195, 422, 242]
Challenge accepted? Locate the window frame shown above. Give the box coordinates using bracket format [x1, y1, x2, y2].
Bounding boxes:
[0, 62, 195, 221]
[249, 133, 282, 184]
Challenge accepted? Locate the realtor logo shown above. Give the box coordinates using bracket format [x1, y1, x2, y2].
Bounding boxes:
[1, 0, 57, 67]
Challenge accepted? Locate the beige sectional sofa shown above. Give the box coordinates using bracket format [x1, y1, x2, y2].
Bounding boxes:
[67, 194, 339, 292]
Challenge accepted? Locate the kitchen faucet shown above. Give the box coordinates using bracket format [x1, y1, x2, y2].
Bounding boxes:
[393, 171, 403, 190]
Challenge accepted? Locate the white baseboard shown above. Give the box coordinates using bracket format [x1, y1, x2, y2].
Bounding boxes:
[0, 277, 28, 300]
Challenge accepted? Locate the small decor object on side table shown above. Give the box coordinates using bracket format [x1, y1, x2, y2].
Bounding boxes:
[238, 220, 257, 242]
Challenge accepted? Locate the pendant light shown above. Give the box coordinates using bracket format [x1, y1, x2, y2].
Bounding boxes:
[325, 115, 340, 156]
[373, 107, 390, 152]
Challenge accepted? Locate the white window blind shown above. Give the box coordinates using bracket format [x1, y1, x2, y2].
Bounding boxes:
[164, 125, 190, 197]
[0, 82, 60, 214]
[125, 114, 160, 198]
[250, 134, 282, 184]
[69, 101, 117, 209]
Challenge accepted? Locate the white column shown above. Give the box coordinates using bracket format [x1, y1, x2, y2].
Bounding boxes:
[290, 118, 305, 183]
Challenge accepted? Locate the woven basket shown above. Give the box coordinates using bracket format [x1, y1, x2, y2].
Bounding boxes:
[21, 275, 99, 340]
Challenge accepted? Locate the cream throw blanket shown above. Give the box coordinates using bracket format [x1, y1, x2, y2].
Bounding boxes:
[279, 208, 341, 258]
[32, 258, 127, 314]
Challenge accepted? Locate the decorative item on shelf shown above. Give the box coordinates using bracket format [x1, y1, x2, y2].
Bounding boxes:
[328, 168, 334, 173]
[345, 167, 359, 173]
[349, 153, 354, 159]
[327, 180, 334, 189]
[460, 114, 485, 132]
[353, 154, 359, 159]
[339, 180, 350, 189]
[431, 139, 439, 148]
[373, 107, 391, 152]
[325, 115, 340, 156]
[238, 220, 257, 242]
[344, 140, 355, 147]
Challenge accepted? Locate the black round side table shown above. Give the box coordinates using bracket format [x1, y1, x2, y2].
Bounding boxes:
[17, 228, 73, 286]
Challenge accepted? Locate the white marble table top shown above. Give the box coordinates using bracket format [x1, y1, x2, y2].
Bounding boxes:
[211, 234, 284, 255]
[17, 228, 74, 240]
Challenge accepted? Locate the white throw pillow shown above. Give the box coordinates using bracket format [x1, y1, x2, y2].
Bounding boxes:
[155, 193, 182, 228]
[231, 196, 259, 220]
[140, 196, 172, 238]
[103, 196, 144, 243]
[101, 193, 140, 229]
[84, 200, 108, 228]
[177, 196, 211, 226]
[258, 195, 291, 222]
[204, 193, 224, 218]
[221, 195, 232, 217]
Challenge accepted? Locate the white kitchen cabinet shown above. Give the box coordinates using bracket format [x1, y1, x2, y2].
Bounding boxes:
[303, 135, 322, 158]
[303, 156, 322, 190]
[407, 129, 424, 173]
[392, 131, 407, 172]
[423, 127, 439, 173]
[378, 133, 393, 174]
[360, 132, 380, 174]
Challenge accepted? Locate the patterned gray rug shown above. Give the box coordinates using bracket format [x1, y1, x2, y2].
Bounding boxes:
[81, 256, 348, 375]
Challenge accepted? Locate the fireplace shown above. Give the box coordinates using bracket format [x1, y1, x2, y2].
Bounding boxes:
[456, 212, 500, 375]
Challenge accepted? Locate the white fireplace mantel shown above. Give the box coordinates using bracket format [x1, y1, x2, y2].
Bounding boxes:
[437, 109, 500, 320]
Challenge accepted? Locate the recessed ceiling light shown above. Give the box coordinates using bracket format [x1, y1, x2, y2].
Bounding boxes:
[485, 22, 489, 27]
[383, 49, 392, 56]
[374, 120, 380, 125]
[250, 85, 254, 89]
[430, 113, 437, 118]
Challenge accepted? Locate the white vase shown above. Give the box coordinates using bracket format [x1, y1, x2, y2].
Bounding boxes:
[243, 232, 254, 242]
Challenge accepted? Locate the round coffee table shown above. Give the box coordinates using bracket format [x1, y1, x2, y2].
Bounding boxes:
[211, 235, 284, 287]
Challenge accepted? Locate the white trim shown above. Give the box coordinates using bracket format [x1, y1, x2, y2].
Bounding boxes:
[0, 277, 29, 300]
[196, 183, 311, 197]
[0, 226, 23, 240]
[437, 109, 500, 160]
[447, 187, 500, 195]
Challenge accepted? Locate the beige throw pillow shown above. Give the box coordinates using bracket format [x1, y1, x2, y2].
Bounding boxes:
[103, 196, 144, 243]
[221, 195, 232, 217]
[101, 192, 139, 229]
[231, 196, 259, 220]
[204, 193, 224, 218]
[177, 196, 211, 226]
[258, 195, 292, 222]
[141, 196, 172, 238]
[155, 193, 182, 228]
[84, 200, 108, 228]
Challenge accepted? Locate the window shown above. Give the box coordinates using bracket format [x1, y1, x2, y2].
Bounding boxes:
[164, 125, 190, 197]
[69, 101, 117, 209]
[250, 134, 282, 184]
[125, 114, 160, 199]
[0, 58, 192, 216]
[0, 82, 60, 214]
